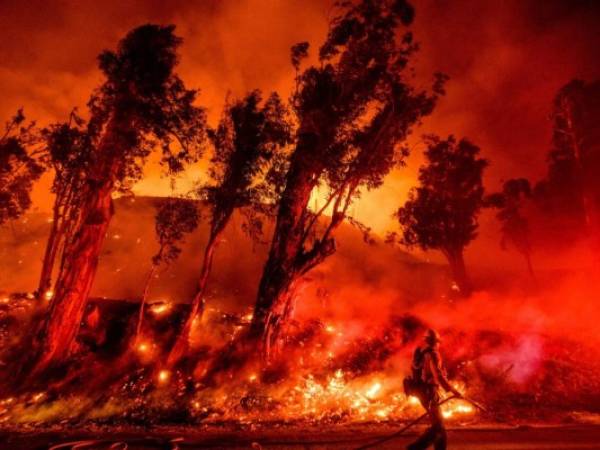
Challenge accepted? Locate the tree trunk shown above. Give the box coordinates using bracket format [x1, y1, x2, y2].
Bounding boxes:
[524, 251, 537, 285]
[37, 184, 79, 299]
[562, 98, 594, 228]
[167, 224, 224, 366]
[136, 263, 157, 341]
[37, 210, 61, 298]
[37, 191, 69, 298]
[29, 115, 127, 376]
[445, 248, 471, 297]
[31, 181, 115, 375]
[251, 264, 297, 357]
[249, 135, 322, 354]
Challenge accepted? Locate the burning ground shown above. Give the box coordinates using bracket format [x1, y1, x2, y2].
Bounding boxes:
[1, 197, 600, 435]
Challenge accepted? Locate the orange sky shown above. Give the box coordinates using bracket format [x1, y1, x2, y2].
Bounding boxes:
[1, 0, 599, 234]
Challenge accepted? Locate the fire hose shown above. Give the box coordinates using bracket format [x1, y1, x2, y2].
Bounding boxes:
[354, 394, 486, 450]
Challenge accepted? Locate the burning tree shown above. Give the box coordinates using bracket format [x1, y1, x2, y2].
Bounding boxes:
[534, 79, 600, 241]
[0, 110, 44, 226]
[394, 135, 488, 296]
[167, 90, 292, 365]
[487, 178, 536, 281]
[36, 112, 93, 299]
[548, 79, 600, 230]
[136, 198, 200, 340]
[249, 0, 445, 356]
[30, 25, 206, 376]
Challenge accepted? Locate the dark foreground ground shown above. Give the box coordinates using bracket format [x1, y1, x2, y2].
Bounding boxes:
[2, 425, 600, 450]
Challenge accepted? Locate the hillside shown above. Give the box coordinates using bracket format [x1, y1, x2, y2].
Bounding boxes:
[0, 197, 446, 314]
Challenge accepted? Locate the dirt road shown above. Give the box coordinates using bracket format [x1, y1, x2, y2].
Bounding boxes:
[2, 425, 600, 449]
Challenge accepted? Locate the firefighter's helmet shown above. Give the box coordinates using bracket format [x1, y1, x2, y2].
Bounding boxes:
[424, 328, 441, 344]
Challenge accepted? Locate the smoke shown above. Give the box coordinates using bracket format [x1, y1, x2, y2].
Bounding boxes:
[479, 335, 543, 384]
[0, 0, 598, 235]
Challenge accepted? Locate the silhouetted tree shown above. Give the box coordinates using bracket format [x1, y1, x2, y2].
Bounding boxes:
[136, 198, 199, 340]
[31, 24, 206, 376]
[0, 110, 44, 226]
[487, 178, 535, 281]
[534, 79, 600, 239]
[249, 0, 444, 357]
[167, 90, 292, 365]
[37, 111, 92, 299]
[395, 135, 488, 296]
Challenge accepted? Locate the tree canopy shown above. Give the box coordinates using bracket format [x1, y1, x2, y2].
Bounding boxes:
[0, 110, 44, 226]
[396, 135, 487, 252]
[204, 90, 293, 238]
[394, 135, 487, 295]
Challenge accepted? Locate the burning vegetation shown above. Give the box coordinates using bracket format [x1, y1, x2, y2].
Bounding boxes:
[1, 0, 600, 445]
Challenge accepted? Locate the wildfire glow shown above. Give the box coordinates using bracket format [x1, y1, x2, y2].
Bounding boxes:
[0, 301, 481, 427]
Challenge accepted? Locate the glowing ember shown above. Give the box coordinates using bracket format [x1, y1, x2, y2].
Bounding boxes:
[150, 302, 171, 315]
[137, 342, 150, 353]
[44, 290, 53, 301]
[157, 370, 170, 384]
[31, 392, 45, 403]
[242, 312, 254, 322]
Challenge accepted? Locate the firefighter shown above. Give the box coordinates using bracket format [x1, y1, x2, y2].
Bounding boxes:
[405, 329, 462, 450]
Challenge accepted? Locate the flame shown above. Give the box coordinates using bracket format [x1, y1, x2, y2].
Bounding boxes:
[408, 395, 420, 405]
[44, 290, 54, 301]
[441, 400, 474, 418]
[365, 382, 382, 399]
[0, 303, 480, 426]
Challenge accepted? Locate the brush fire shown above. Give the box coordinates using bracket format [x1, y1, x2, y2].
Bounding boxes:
[1, 0, 600, 448]
[0, 298, 480, 425]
